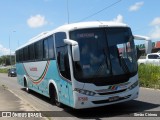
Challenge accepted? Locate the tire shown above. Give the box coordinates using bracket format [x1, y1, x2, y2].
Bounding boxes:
[50, 85, 62, 107]
[54, 90, 62, 107]
[24, 79, 30, 93]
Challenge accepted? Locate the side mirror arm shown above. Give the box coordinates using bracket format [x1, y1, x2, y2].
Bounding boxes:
[64, 39, 80, 61]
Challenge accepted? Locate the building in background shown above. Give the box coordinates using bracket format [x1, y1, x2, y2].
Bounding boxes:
[136, 41, 160, 56]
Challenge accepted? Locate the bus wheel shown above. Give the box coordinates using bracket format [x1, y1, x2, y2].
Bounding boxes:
[50, 85, 62, 107]
[24, 79, 30, 93]
[54, 90, 62, 107]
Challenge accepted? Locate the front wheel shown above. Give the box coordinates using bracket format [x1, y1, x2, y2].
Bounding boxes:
[54, 90, 62, 107]
[50, 87, 62, 107]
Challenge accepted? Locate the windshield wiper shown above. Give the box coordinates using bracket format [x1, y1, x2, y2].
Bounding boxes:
[119, 36, 133, 74]
[120, 57, 130, 74]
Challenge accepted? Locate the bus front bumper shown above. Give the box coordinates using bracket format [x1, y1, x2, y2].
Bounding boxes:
[73, 86, 139, 109]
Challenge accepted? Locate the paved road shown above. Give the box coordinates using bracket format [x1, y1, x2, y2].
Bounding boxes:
[0, 73, 160, 120]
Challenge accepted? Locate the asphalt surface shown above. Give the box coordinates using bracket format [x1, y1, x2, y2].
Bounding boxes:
[0, 73, 160, 120]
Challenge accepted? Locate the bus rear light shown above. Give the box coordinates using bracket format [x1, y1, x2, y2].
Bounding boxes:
[74, 88, 96, 96]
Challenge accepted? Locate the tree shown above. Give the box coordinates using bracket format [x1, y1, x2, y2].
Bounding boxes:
[0, 55, 15, 66]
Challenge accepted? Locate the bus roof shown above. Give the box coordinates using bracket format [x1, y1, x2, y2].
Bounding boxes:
[54, 21, 128, 32]
[16, 21, 128, 51]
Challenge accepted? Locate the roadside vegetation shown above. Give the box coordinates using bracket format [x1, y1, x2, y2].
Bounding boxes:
[0, 68, 8, 73]
[138, 64, 160, 89]
[0, 55, 15, 66]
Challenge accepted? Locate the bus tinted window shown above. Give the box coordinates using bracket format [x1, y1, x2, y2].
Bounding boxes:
[16, 51, 19, 62]
[28, 44, 35, 61]
[43, 36, 54, 59]
[35, 41, 43, 60]
[48, 36, 54, 59]
[55, 32, 66, 47]
[55, 32, 71, 80]
[19, 49, 23, 62]
[43, 39, 49, 59]
[23, 47, 28, 61]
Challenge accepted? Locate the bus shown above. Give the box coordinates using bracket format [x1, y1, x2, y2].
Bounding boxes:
[15, 21, 151, 109]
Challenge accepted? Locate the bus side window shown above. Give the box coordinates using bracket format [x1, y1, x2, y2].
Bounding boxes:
[43, 36, 55, 60]
[48, 36, 55, 59]
[16, 51, 19, 62]
[35, 41, 43, 61]
[28, 44, 35, 61]
[55, 32, 71, 80]
[19, 49, 23, 62]
[43, 38, 49, 59]
[57, 51, 65, 71]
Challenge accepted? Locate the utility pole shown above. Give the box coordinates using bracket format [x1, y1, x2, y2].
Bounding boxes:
[9, 30, 16, 68]
[67, 0, 70, 24]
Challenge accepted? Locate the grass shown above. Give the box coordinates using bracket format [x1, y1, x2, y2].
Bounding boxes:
[0, 68, 8, 73]
[138, 64, 160, 89]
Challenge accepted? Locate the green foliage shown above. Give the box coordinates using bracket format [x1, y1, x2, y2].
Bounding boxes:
[138, 64, 160, 89]
[0, 68, 8, 73]
[0, 55, 15, 65]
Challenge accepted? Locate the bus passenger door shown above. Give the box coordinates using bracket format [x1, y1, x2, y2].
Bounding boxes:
[57, 49, 71, 105]
[55, 32, 71, 106]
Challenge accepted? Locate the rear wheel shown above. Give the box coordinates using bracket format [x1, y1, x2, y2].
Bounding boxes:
[24, 79, 30, 93]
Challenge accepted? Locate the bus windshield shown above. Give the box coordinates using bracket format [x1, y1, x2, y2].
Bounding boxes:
[70, 28, 137, 80]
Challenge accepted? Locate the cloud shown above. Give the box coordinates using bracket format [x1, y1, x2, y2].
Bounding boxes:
[129, 2, 144, 12]
[150, 17, 160, 39]
[150, 17, 160, 26]
[150, 26, 160, 39]
[113, 14, 124, 23]
[0, 44, 14, 55]
[27, 14, 48, 28]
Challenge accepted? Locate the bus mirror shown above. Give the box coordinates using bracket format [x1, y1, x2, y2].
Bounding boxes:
[145, 40, 152, 54]
[72, 44, 80, 61]
[133, 35, 152, 54]
[64, 39, 80, 61]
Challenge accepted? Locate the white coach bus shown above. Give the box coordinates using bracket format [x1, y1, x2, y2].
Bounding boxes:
[15, 21, 151, 109]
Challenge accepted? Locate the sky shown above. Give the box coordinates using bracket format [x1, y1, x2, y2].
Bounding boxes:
[0, 0, 160, 56]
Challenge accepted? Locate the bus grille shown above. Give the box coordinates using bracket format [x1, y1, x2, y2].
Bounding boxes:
[98, 89, 127, 95]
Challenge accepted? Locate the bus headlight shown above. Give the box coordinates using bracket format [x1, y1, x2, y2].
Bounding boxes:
[74, 88, 96, 96]
[128, 81, 139, 90]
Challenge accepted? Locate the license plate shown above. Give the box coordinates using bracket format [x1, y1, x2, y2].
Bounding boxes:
[108, 96, 119, 102]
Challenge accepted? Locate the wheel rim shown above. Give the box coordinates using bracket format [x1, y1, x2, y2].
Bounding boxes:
[26, 87, 29, 92]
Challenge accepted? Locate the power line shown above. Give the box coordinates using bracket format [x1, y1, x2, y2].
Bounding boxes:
[78, 0, 122, 22]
